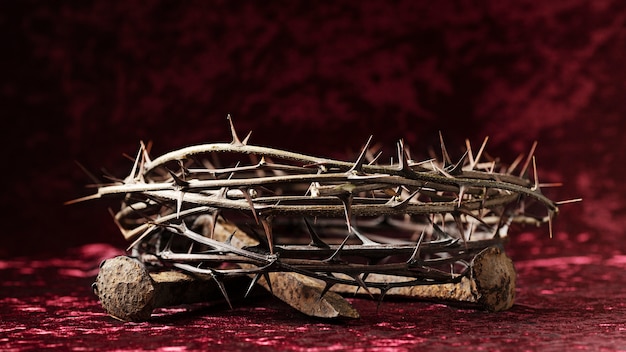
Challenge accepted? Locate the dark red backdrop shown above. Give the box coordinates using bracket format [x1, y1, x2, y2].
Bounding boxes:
[2, 1, 626, 350]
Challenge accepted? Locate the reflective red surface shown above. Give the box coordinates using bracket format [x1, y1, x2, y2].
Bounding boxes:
[3, 244, 626, 350]
[3, 1, 626, 350]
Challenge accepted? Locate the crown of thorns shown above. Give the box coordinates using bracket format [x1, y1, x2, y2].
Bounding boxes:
[76, 116, 561, 307]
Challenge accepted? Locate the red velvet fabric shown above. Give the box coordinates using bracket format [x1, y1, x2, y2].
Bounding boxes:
[3, 1, 626, 350]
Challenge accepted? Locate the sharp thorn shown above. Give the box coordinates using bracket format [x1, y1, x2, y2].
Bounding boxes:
[304, 218, 329, 248]
[351, 226, 380, 246]
[241, 187, 260, 224]
[439, 131, 452, 166]
[465, 139, 475, 168]
[473, 136, 489, 169]
[338, 193, 354, 232]
[555, 198, 583, 205]
[260, 217, 275, 254]
[317, 282, 335, 302]
[324, 232, 352, 262]
[262, 272, 273, 295]
[211, 272, 233, 309]
[245, 274, 261, 298]
[225, 230, 236, 245]
[242, 131, 252, 145]
[407, 228, 425, 265]
[448, 150, 468, 175]
[348, 135, 373, 174]
[519, 141, 538, 177]
[352, 274, 374, 299]
[227, 114, 244, 146]
[376, 287, 389, 313]
[531, 156, 539, 191]
[457, 185, 466, 208]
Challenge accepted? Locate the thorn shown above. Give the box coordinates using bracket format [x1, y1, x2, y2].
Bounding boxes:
[472, 137, 489, 170]
[140, 140, 152, 165]
[262, 272, 273, 295]
[539, 182, 563, 188]
[368, 150, 383, 165]
[74, 160, 102, 185]
[407, 228, 425, 265]
[260, 216, 275, 254]
[324, 232, 352, 262]
[227, 114, 244, 146]
[163, 233, 174, 252]
[555, 198, 583, 205]
[241, 187, 260, 224]
[176, 190, 184, 218]
[351, 274, 374, 299]
[531, 156, 539, 191]
[447, 150, 468, 175]
[519, 141, 538, 177]
[317, 281, 336, 302]
[225, 230, 236, 245]
[429, 217, 453, 241]
[396, 140, 415, 175]
[465, 139, 475, 168]
[338, 193, 354, 232]
[351, 226, 380, 246]
[376, 287, 389, 313]
[507, 153, 524, 175]
[457, 185, 466, 208]
[167, 168, 190, 188]
[64, 193, 101, 205]
[211, 272, 233, 309]
[245, 273, 261, 298]
[452, 213, 468, 247]
[208, 209, 220, 238]
[387, 190, 419, 209]
[439, 131, 452, 166]
[125, 224, 158, 251]
[304, 218, 329, 248]
[242, 131, 252, 145]
[127, 146, 143, 184]
[348, 135, 373, 174]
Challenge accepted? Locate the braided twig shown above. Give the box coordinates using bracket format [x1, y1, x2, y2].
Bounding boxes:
[81, 117, 558, 305]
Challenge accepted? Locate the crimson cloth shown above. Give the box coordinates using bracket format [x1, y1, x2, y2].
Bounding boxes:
[3, 1, 626, 350]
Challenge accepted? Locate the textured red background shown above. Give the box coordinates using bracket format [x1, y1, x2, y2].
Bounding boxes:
[2, 1, 626, 350]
